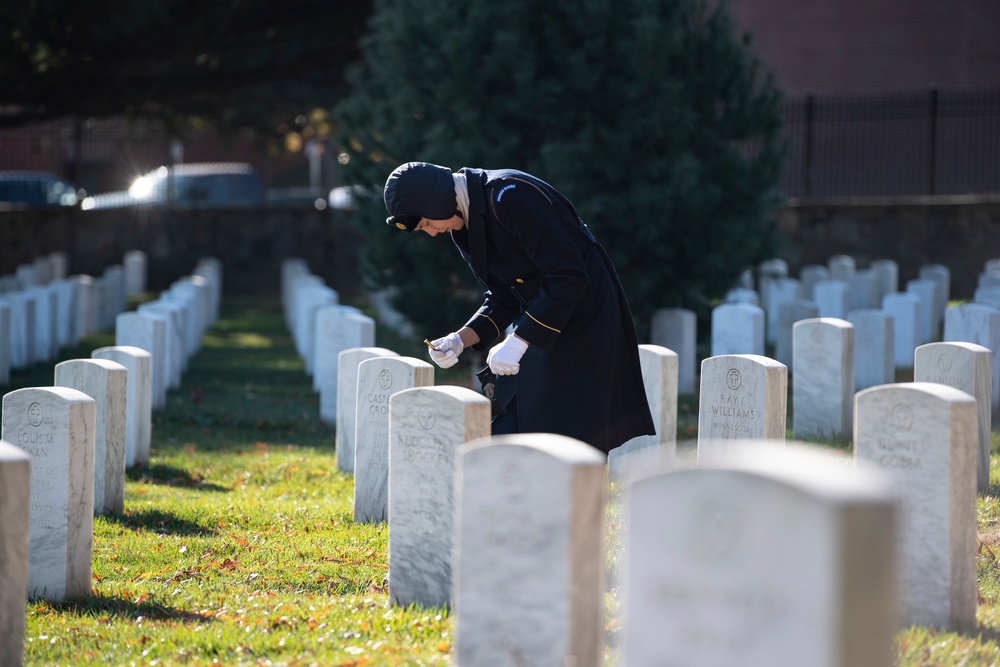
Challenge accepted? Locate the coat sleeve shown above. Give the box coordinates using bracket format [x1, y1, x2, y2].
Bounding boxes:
[463, 286, 520, 350]
[490, 180, 589, 351]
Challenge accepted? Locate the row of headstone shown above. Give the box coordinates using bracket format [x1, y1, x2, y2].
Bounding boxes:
[650, 257, 939, 396]
[698, 327, 992, 491]
[380, 422, 904, 665]
[115, 262, 220, 411]
[2, 252, 68, 293]
[280, 259, 379, 425]
[0, 250, 152, 389]
[716, 257, 950, 369]
[0, 258, 218, 633]
[681, 364, 979, 636]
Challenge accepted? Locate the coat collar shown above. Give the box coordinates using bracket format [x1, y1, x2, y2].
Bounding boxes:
[456, 168, 489, 285]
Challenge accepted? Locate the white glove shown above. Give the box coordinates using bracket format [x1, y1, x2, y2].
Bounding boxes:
[487, 334, 529, 375]
[428, 332, 464, 369]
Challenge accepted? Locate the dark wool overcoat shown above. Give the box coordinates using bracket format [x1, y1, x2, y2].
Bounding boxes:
[451, 167, 655, 454]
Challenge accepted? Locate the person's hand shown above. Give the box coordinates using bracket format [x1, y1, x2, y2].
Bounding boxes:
[428, 332, 464, 369]
[487, 334, 529, 375]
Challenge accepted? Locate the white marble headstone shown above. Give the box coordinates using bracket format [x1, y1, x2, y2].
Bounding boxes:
[0, 440, 30, 667]
[336, 347, 398, 474]
[854, 382, 977, 629]
[138, 301, 186, 385]
[453, 434, 606, 666]
[757, 259, 788, 317]
[827, 254, 856, 282]
[849, 269, 879, 311]
[870, 259, 899, 302]
[847, 309, 895, 391]
[388, 386, 490, 607]
[296, 283, 338, 374]
[2, 387, 96, 601]
[281, 259, 309, 323]
[944, 302, 1000, 414]
[711, 303, 764, 357]
[650, 308, 696, 394]
[55, 359, 127, 515]
[52, 279, 75, 349]
[813, 280, 849, 319]
[907, 278, 941, 344]
[28, 285, 58, 363]
[775, 299, 819, 368]
[49, 252, 67, 282]
[315, 306, 374, 424]
[883, 292, 922, 369]
[919, 264, 950, 328]
[123, 250, 148, 296]
[915, 342, 993, 493]
[623, 443, 897, 667]
[69, 275, 95, 342]
[765, 278, 802, 346]
[7, 292, 34, 369]
[193, 257, 223, 325]
[0, 302, 9, 386]
[792, 318, 854, 441]
[610, 345, 679, 487]
[798, 264, 830, 300]
[354, 356, 433, 522]
[723, 287, 760, 306]
[92, 346, 153, 468]
[116, 311, 167, 410]
[698, 354, 787, 462]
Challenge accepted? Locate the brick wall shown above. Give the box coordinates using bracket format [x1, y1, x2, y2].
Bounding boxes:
[776, 196, 1000, 298]
[728, 0, 1000, 96]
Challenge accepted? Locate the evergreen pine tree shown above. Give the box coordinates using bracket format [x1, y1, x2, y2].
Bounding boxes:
[334, 0, 785, 342]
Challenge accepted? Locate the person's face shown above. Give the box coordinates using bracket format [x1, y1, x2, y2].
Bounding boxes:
[415, 213, 465, 236]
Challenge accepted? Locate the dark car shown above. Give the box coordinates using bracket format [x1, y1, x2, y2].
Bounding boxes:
[82, 162, 263, 210]
[0, 171, 80, 209]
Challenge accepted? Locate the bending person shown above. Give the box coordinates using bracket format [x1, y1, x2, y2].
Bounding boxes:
[383, 161, 655, 454]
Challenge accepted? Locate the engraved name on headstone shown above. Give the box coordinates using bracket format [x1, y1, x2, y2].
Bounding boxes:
[388, 386, 490, 607]
[2, 387, 96, 601]
[915, 342, 993, 493]
[698, 355, 787, 462]
[336, 347, 398, 474]
[854, 382, 977, 629]
[354, 356, 433, 522]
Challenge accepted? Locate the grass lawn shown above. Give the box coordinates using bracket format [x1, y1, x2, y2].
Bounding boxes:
[11, 293, 1000, 665]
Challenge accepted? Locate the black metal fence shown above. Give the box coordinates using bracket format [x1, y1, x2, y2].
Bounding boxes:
[781, 88, 1000, 198]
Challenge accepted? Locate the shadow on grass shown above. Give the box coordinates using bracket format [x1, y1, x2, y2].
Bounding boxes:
[104, 508, 216, 536]
[127, 463, 230, 493]
[39, 592, 215, 624]
[962, 622, 1000, 645]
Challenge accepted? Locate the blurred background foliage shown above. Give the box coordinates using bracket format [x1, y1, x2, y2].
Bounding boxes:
[3, 0, 787, 339]
[0, 0, 371, 144]
[333, 0, 787, 339]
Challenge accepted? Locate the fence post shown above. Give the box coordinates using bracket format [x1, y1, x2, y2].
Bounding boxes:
[804, 93, 815, 198]
[928, 87, 939, 196]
